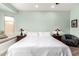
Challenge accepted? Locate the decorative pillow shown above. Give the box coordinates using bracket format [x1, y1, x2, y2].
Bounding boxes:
[0, 31, 8, 39]
[0, 31, 4, 35]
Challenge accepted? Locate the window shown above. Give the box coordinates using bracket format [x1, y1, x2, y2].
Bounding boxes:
[5, 16, 14, 33]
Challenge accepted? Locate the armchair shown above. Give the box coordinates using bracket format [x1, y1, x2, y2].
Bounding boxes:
[61, 34, 79, 47]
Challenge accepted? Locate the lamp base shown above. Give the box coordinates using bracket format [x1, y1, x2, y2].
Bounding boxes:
[20, 32, 23, 36]
[57, 32, 59, 36]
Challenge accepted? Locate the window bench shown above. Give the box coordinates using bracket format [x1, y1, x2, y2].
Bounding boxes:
[0, 35, 16, 56]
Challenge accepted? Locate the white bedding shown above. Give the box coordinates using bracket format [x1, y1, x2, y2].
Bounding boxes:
[6, 32, 72, 56]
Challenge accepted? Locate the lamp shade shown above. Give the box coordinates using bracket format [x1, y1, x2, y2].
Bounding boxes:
[54, 28, 61, 31]
[20, 28, 24, 31]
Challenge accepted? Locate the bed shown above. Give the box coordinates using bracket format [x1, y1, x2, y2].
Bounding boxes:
[6, 32, 72, 56]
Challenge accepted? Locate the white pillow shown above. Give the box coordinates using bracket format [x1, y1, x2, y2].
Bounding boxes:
[50, 31, 64, 35]
[26, 32, 38, 37]
[51, 31, 57, 35]
[26, 32, 32, 36]
[30, 32, 38, 36]
[39, 32, 51, 37]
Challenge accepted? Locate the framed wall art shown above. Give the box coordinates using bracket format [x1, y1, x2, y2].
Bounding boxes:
[71, 19, 78, 28]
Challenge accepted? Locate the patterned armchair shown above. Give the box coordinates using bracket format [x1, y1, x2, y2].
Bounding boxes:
[61, 34, 79, 47]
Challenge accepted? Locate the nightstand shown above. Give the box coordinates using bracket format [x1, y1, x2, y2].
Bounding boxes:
[52, 34, 62, 41]
[16, 35, 26, 42]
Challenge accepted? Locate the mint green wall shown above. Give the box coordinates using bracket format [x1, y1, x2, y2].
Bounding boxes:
[70, 7, 79, 37]
[0, 13, 4, 31]
[15, 11, 70, 33]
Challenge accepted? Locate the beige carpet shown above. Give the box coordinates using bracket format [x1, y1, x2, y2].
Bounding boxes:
[70, 47, 79, 56]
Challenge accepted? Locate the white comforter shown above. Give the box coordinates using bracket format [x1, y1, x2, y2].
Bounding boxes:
[6, 32, 72, 56]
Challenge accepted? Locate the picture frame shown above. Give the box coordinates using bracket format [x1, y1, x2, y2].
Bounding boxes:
[71, 19, 78, 28]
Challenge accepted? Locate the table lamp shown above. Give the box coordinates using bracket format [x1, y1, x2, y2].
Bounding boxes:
[20, 28, 24, 36]
[54, 28, 61, 36]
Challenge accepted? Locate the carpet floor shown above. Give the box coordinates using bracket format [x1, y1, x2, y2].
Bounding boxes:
[70, 47, 79, 56]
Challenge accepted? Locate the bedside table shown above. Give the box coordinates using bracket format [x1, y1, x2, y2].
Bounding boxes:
[16, 35, 26, 42]
[52, 34, 62, 41]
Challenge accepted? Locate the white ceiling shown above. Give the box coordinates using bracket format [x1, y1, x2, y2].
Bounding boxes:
[11, 3, 79, 11]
